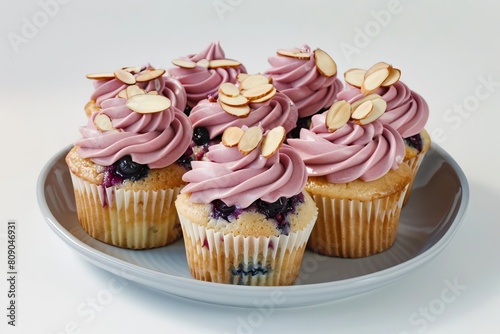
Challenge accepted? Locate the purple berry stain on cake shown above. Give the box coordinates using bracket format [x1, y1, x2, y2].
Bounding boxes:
[99, 156, 149, 207]
[404, 133, 423, 152]
[230, 262, 272, 285]
[210, 193, 304, 235]
[202, 238, 210, 249]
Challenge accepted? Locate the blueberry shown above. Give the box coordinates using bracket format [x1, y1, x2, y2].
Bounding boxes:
[113, 155, 149, 181]
[183, 105, 192, 116]
[257, 197, 288, 218]
[404, 133, 423, 152]
[211, 199, 236, 221]
[192, 127, 210, 145]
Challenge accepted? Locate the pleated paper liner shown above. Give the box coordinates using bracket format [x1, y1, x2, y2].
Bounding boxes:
[70, 173, 182, 249]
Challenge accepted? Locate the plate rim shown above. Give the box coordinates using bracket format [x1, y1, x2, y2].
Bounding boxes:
[36, 143, 470, 308]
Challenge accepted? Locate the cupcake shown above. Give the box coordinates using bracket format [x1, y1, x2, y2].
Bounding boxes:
[66, 87, 193, 249]
[264, 45, 344, 137]
[167, 41, 247, 112]
[187, 74, 298, 161]
[287, 95, 411, 258]
[84, 64, 187, 117]
[338, 62, 430, 203]
[175, 125, 318, 285]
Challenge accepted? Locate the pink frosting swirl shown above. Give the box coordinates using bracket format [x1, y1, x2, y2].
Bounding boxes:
[76, 98, 192, 168]
[188, 92, 298, 139]
[89, 64, 187, 112]
[181, 143, 307, 208]
[287, 112, 405, 183]
[167, 42, 247, 108]
[337, 81, 429, 138]
[264, 45, 343, 118]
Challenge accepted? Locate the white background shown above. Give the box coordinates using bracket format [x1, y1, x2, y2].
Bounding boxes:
[1, 0, 500, 333]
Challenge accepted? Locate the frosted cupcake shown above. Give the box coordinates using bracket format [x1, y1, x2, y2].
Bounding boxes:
[66, 87, 192, 249]
[264, 45, 344, 137]
[187, 74, 298, 161]
[85, 64, 187, 117]
[338, 62, 430, 203]
[167, 41, 247, 112]
[175, 125, 318, 285]
[288, 95, 411, 258]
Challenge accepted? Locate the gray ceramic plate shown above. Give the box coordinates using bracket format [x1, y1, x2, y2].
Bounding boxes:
[37, 144, 469, 308]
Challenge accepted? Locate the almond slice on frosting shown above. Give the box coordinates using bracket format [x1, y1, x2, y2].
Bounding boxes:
[250, 87, 277, 103]
[361, 67, 390, 95]
[240, 74, 270, 91]
[219, 82, 241, 98]
[208, 59, 241, 68]
[94, 114, 114, 132]
[358, 97, 387, 125]
[364, 62, 391, 78]
[126, 85, 145, 98]
[172, 59, 196, 69]
[241, 83, 274, 101]
[237, 73, 250, 83]
[218, 93, 249, 107]
[220, 102, 251, 118]
[114, 69, 136, 85]
[381, 68, 401, 87]
[351, 100, 374, 120]
[276, 48, 311, 60]
[326, 100, 351, 132]
[222, 126, 245, 147]
[344, 68, 366, 88]
[126, 94, 171, 114]
[261, 126, 286, 158]
[314, 49, 337, 78]
[86, 72, 115, 80]
[117, 89, 128, 99]
[238, 126, 263, 155]
[135, 68, 166, 82]
[196, 59, 210, 68]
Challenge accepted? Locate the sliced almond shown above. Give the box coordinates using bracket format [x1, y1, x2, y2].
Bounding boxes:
[114, 69, 136, 85]
[218, 93, 248, 107]
[172, 59, 196, 69]
[219, 82, 241, 97]
[196, 59, 210, 68]
[123, 66, 141, 74]
[350, 94, 381, 110]
[344, 68, 366, 88]
[237, 73, 250, 83]
[364, 62, 391, 78]
[241, 83, 274, 101]
[94, 114, 114, 132]
[314, 49, 337, 78]
[126, 85, 145, 97]
[147, 90, 159, 95]
[136, 68, 166, 82]
[261, 126, 286, 158]
[86, 72, 115, 80]
[249, 87, 277, 103]
[361, 67, 390, 95]
[326, 101, 351, 132]
[208, 59, 241, 68]
[381, 68, 401, 87]
[276, 48, 311, 60]
[240, 74, 270, 91]
[358, 97, 387, 125]
[220, 102, 251, 118]
[117, 89, 128, 99]
[238, 126, 263, 155]
[126, 94, 171, 114]
[351, 100, 374, 120]
[221, 126, 245, 147]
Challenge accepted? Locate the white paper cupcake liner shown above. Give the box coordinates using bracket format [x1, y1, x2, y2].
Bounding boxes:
[403, 150, 427, 204]
[70, 172, 182, 249]
[178, 212, 316, 286]
[307, 185, 408, 258]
